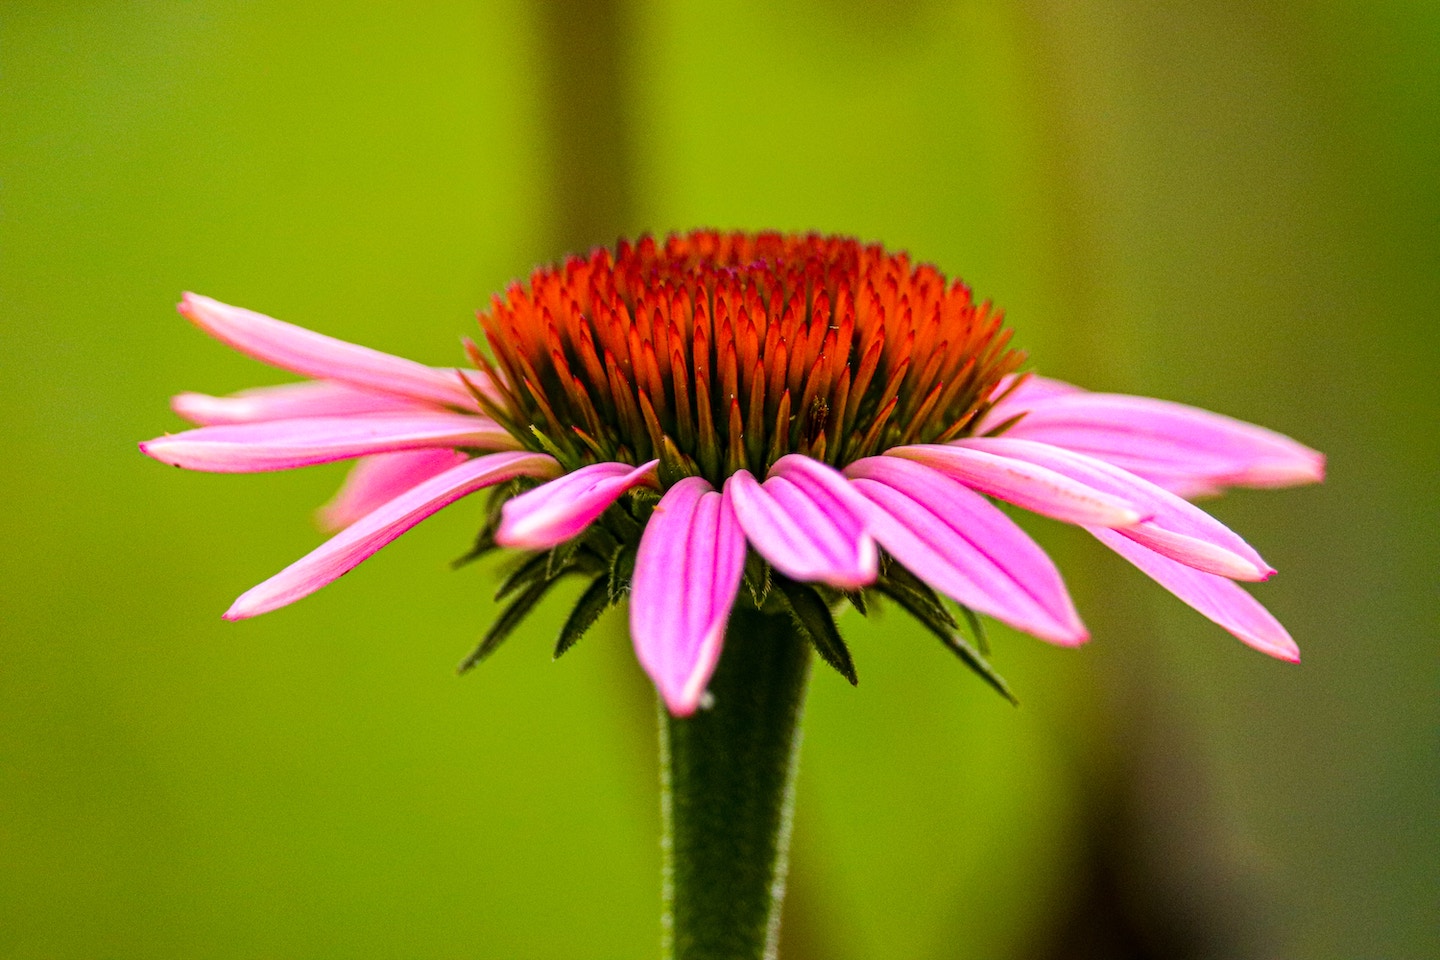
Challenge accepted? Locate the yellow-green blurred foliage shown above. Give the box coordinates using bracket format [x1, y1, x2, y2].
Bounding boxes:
[2, 2, 1434, 958]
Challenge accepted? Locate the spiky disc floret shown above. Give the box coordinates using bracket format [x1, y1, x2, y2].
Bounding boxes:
[470, 230, 1026, 487]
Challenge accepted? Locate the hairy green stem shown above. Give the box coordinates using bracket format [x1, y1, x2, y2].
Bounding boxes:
[659, 608, 813, 960]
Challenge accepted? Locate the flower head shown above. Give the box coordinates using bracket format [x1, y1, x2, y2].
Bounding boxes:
[142, 231, 1324, 715]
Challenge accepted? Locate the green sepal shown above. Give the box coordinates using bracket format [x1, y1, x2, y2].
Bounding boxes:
[450, 530, 498, 571]
[494, 550, 552, 602]
[546, 534, 584, 580]
[458, 574, 567, 674]
[843, 588, 869, 617]
[874, 575, 1016, 704]
[494, 539, 603, 603]
[450, 483, 515, 569]
[956, 602, 989, 655]
[627, 485, 662, 518]
[583, 520, 621, 559]
[878, 562, 958, 631]
[928, 620, 1014, 705]
[744, 552, 773, 609]
[775, 577, 857, 686]
[979, 411, 1027, 438]
[528, 424, 571, 463]
[606, 542, 637, 605]
[554, 575, 612, 659]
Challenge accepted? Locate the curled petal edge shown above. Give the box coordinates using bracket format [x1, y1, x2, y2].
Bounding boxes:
[495, 460, 660, 550]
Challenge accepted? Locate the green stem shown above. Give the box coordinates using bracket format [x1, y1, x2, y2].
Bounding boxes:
[660, 607, 813, 960]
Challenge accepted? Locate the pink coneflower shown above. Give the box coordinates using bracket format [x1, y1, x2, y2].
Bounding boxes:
[142, 231, 1322, 715]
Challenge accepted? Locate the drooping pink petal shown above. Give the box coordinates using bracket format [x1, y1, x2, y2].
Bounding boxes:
[975, 373, 1084, 433]
[1088, 527, 1299, 661]
[317, 448, 470, 532]
[725, 464, 877, 589]
[767, 454, 881, 587]
[171, 380, 432, 425]
[630, 477, 747, 716]
[886, 443, 1147, 527]
[1001, 392, 1325, 494]
[495, 460, 660, 550]
[845, 456, 1087, 646]
[225, 451, 561, 620]
[178, 293, 488, 411]
[949, 437, 1275, 581]
[139, 412, 518, 473]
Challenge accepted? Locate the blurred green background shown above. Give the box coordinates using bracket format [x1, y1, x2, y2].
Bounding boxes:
[2, 1, 1435, 957]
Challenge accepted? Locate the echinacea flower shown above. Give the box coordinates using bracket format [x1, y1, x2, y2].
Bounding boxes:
[142, 231, 1323, 715]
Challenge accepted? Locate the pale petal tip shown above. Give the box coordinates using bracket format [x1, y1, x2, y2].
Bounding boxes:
[1033, 611, 1089, 647]
[138, 438, 174, 465]
[1248, 630, 1301, 663]
[1240, 611, 1301, 661]
[1031, 579, 1090, 647]
[177, 291, 205, 320]
[654, 663, 707, 718]
[1116, 506, 1151, 527]
[313, 505, 346, 536]
[169, 392, 207, 421]
[493, 521, 553, 551]
[1275, 446, 1326, 487]
[1237, 559, 1277, 583]
[659, 624, 727, 718]
[662, 688, 702, 718]
[1282, 448, 1326, 487]
[853, 537, 880, 586]
[1227, 453, 1326, 491]
[223, 584, 274, 620]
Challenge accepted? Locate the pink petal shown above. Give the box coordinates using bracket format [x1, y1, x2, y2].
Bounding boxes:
[140, 412, 518, 473]
[495, 460, 660, 550]
[768, 453, 882, 518]
[225, 451, 561, 620]
[846, 456, 1087, 646]
[1002, 392, 1325, 494]
[172, 380, 432, 425]
[630, 477, 747, 716]
[767, 453, 881, 587]
[950, 437, 1275, 581]
[725, 463, 877, 589]
[885, 443, 1147, 527]
[317, 448, 470, 532]
[975, 373, 1084, 433]
[179, 293, 488, 411]
[1088, 527, 1299, 662]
